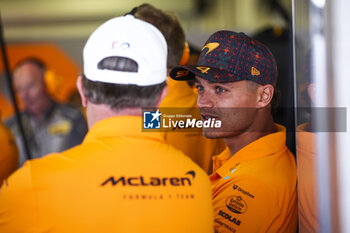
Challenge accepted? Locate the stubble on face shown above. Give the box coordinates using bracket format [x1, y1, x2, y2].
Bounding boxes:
[196, 78, 259, 139]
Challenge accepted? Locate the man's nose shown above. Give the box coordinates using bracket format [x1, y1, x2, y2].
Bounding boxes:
[197, 92, 214, 108]
[18, 88, 29, 101]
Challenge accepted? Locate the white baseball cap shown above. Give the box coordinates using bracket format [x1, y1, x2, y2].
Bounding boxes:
[83, 15, 167, 86]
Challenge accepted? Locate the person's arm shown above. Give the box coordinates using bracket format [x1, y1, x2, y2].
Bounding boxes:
[0, 162, 36, 232]
[212, 176, 279, 233]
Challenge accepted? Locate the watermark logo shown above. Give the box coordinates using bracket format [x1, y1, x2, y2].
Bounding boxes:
[142, 108, 222, 131]
[143, 110, 161, 129]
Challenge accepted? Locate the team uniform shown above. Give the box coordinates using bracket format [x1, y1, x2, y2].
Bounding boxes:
[160, 78, 226, 174]
[168, 29, 296, 232]
[5, 101, 88, 165]
[210, 124, 297, 233]
[0, 122, 19, 186]
[0, 116, 214, 233]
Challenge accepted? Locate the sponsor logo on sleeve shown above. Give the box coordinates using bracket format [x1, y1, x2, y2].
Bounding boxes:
[232, 184, 255, 199]
[225, 196, 247, 214]
[218, 210, 241, 226]
[214, 218, 237, 233]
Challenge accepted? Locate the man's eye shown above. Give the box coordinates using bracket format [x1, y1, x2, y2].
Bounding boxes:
[196, 85, 204, 92]
[215, 86, 226, 93]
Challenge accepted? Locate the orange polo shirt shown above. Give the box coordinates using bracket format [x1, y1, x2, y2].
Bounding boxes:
[210, 124, 297, 233]
[0, 121, 19, 186]
[0, 116, 214, 233]
[160, 78, 226, 174]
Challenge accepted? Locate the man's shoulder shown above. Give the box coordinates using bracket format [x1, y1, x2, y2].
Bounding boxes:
[240, 147, 296, 180]
[23, 147, 78, 172]
[212, 145, 296, 197]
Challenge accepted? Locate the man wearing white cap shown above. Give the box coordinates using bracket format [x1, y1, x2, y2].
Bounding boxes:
[0, 15, 214, 233]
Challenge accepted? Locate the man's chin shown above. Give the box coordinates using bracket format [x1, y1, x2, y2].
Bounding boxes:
[202, 129, 223, 139]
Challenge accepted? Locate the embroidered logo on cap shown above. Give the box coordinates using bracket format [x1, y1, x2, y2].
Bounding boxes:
[251, 67, 260, 76]
[176, 70, 189, 78]
[111, 41, 130, 49]
[196, 67, 211, 74]
[202, 42, 220, 55]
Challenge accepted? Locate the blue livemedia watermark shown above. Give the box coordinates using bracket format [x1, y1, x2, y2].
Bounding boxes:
[143, 108, 222, 131]
[143, 110, 162, 129]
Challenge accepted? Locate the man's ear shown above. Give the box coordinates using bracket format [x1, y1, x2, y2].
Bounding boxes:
[76, 75, 88, 107]
[256, 84, 274, 108]
[155, 85, 168, 108]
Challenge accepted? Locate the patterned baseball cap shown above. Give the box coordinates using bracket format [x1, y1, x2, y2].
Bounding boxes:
[169, 30, 278, 86]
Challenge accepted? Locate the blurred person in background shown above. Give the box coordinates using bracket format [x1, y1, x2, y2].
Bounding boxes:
[5, 58, 88, 165]
[0, 15, 214, 233]
[170, 30, 297, 232]
[131, 3, 226, 174]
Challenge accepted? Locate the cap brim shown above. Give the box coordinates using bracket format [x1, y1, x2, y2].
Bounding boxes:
[169, 65, 239, 83]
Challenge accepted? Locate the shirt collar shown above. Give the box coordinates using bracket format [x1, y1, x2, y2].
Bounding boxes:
[212, 124, 287, 178]
[167, 77, 195, 97]
[83, 116, 165, 143]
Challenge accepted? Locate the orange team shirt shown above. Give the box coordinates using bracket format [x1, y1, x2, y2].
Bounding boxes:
[210, 124, 297, 233]
[0, 116, 214, 233]
[160, 78, 226, 174]
[0, 121, 19, 186]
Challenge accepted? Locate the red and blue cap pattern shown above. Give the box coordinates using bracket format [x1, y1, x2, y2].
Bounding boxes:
[169, 30, 278, 86]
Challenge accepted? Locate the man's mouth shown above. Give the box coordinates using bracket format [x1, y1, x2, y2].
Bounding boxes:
[200, 113, 219, 121]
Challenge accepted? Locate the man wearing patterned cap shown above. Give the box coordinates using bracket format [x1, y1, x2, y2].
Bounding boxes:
[170, 31, 297, 232]
[0, 15, 214, 233]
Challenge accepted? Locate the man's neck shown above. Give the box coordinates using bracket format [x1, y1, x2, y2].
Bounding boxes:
[224, 114, 276, 156]
[86, 103, 142, 129]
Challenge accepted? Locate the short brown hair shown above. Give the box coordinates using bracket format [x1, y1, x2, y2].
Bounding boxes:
[133, 4, 186, 69]
[82, 76, 166, 112]
[82, 57, 166, 111]
[13, 57, 46, 76]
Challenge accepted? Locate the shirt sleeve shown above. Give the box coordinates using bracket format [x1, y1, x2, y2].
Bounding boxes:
[0, 162, 36, 232]
[212, 175, 280, 233]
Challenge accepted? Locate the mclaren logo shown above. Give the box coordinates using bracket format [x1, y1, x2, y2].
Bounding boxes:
[176, 70, 189, 78]
[202, 42, 220, 55]
[101, 171, 196, 187]
[251, 67, 260, 76]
